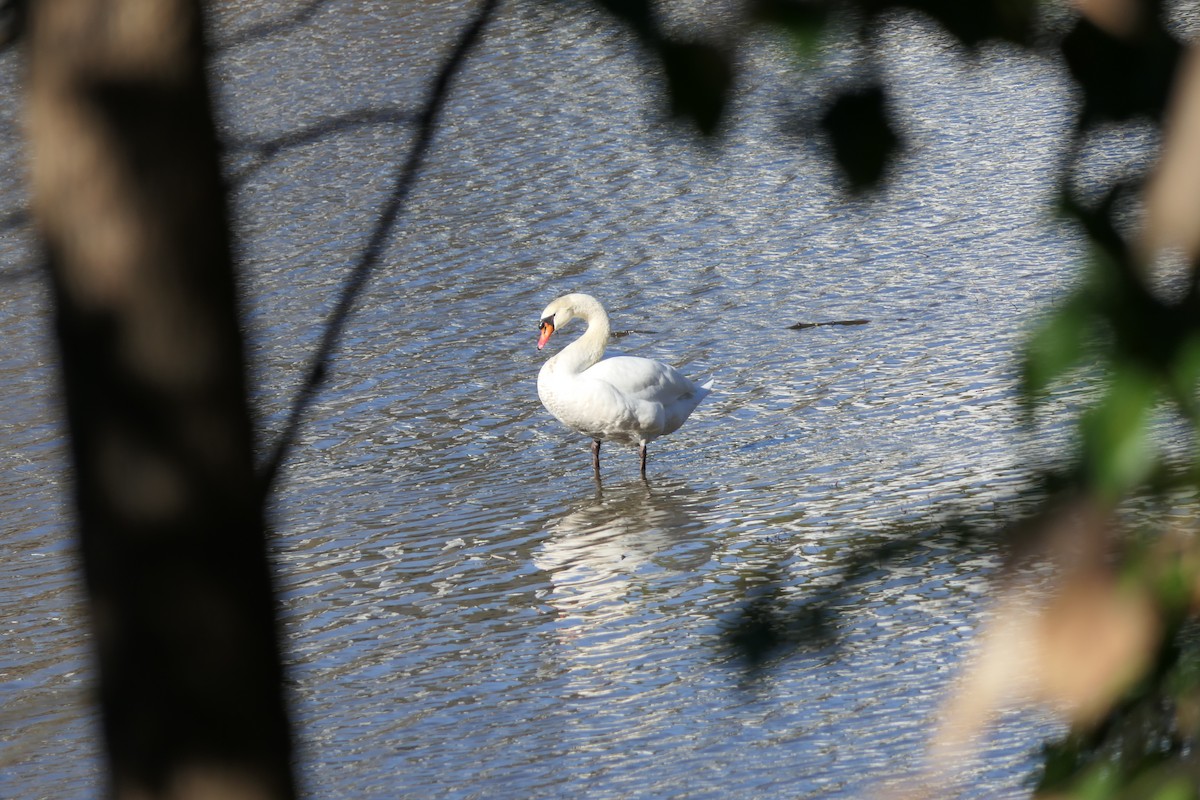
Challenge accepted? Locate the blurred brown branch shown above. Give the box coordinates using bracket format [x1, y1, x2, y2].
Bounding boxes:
[26, 0, 296, 797]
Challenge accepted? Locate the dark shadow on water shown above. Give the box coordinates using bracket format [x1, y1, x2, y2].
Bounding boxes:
[719, 486, 1042, 681]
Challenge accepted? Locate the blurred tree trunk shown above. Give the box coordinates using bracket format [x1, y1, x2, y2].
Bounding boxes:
[26, 2, 296, 798]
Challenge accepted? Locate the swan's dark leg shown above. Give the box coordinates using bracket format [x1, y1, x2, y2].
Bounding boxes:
[592, 439, 602, 475]
[639, 443, 648, 478]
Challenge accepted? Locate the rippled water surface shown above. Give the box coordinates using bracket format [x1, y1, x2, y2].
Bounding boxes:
[1, 1, 1181, 797]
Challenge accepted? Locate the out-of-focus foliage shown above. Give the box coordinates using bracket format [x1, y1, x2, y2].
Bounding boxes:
[820, 85, 898, 190]
[1062, 12, 1183, 126]
[575, 0, 734, 134]
[1024, 192, 1200, 502]
[575, 0, 1200, 796]
[581, 0, 1050, 181]
[1034, 547, 1200, 799]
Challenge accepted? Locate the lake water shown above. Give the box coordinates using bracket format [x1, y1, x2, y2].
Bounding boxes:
[0, 1, 1175, 797]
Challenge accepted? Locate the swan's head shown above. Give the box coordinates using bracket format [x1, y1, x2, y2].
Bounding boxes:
[537, 304, 572, 350]
[537, 315, 558, 350]
[537, 293, 599, 350]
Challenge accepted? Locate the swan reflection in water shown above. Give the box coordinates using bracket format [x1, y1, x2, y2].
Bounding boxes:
[534, 478, 717, 686]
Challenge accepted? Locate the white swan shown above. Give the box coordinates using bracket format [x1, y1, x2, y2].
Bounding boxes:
[536, 293, 713, 477]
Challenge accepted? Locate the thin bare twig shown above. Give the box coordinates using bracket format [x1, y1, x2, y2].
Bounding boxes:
[256, 0, 501, 498]
[225, 107, 417, 184]
[211, 0, 337, 50]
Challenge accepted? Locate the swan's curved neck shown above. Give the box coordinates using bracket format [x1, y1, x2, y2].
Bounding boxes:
[552, 299, 610, 375]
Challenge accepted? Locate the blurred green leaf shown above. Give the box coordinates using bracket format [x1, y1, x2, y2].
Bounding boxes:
[1081, 363, 1157, 500]
[1167, 334, 1200, 419]
[1151, 776, 1197, 800]
[1022, 289, 1096, 401]
[751, 0, 829, 60]
[1076, 761, 1119, 800]
[1152, 553, 1193, 615]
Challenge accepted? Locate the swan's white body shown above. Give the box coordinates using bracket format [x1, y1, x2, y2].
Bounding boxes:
[536, 293, 712, 475]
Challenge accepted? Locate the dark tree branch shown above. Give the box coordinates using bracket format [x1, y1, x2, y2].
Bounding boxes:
[255, 0, 502, 498]
[211, 0, 338, 51]
[224, 107, 418, 184]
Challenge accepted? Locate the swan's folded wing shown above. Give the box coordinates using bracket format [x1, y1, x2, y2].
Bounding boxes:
[583, 355, 700, 402]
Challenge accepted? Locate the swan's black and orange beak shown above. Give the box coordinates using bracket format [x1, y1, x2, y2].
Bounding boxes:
[537, 318, 555, 350]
